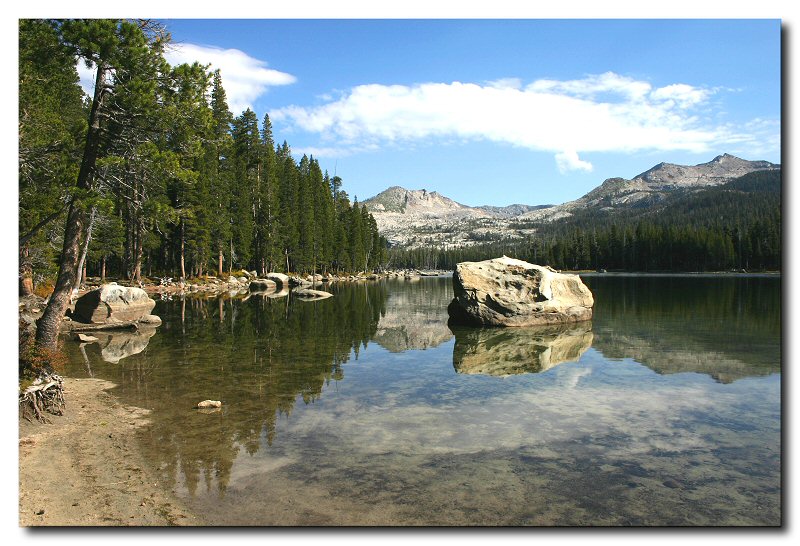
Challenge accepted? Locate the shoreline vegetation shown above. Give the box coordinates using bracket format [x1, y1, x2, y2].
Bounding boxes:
[23, 266, 782, 306]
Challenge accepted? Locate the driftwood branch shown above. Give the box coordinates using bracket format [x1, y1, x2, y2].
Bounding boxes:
[62, 321, 140, 333]
[19, 374, 65, 423]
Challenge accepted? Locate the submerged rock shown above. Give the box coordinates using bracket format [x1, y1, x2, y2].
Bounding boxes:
[72, 284, 156, 325]
[451, 321, 594, 376]
[139, 314, 162, 326]
[249, 278, 277, 293]
[447, 256, 593, 327]
[196, 400, 222, 409]
[293, 288, 333, 300]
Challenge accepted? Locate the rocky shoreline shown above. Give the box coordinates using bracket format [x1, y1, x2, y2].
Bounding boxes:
[18, 269, 450, 333]
[141, 268, 451, 297]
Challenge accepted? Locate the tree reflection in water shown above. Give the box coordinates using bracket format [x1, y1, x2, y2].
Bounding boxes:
[61, 275, 780, 500]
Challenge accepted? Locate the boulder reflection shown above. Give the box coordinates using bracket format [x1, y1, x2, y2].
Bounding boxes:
[59, 275, 780, 503]
[451, 321, 593, 377]
[91, 327, 158, 363]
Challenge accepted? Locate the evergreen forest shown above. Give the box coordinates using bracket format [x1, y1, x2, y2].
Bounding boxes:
[389, 169, 781, 272]
[19, 19, 387, 296]
[19, 18, 781, 304]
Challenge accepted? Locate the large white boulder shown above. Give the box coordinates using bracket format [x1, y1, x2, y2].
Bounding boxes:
[447, 256, 593, 327]
[249, 279, 277, 293]
[73, 284, 156, 324]
[264, 273, 290, 289]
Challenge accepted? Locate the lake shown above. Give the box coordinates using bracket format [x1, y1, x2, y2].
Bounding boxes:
[63, 274, 782, 526]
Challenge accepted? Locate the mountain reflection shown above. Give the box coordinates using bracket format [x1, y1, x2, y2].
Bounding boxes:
[451, 322, 593, 376]
[373, 277, 453, 352]
[60, 275, 781, 498]
[584, 275, 781, 383]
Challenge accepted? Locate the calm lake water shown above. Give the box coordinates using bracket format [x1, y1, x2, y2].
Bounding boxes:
[63, 275, 781, 526]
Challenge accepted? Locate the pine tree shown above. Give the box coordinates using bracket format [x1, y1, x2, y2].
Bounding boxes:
[349, 198, 365, 273]
[37, 19, 170, 349]
[19, 19, 87, 294]
[208, 70, 233, 276]
[229, 108, 260, 270]
[295, 154, 315, 273]
[277, 141, 299, 272]
[257, 113, 280, 273]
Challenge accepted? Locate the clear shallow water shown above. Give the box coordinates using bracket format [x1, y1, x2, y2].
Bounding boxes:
[63, 275, 781, 526]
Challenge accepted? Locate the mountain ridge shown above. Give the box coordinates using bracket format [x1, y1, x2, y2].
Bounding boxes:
[363, 154, 780, 248]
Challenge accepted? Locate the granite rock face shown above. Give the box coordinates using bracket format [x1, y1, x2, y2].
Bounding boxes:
[447, 256, 593, 327]
[264, 273, 290, 289]
[73, 284, 156, 325]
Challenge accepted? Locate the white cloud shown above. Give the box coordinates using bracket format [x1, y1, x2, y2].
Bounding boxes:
[486, 77, 523, 90]
[555, 150, 593, 173]
[165, 43, 296, 114]
[651, 83, 711, 108]
[272, 72, 778, 173]
[291, 145, 365, 159]
[76, 60, 97, 97]
[73, 43, 296, 115]
[526, 71, 652, 101]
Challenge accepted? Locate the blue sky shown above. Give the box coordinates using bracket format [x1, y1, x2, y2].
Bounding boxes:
[108, 19, 781, 206]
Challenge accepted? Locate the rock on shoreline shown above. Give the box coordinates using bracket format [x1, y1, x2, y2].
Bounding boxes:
[447, 256, 594, 327]
[72, 284, 155, 324]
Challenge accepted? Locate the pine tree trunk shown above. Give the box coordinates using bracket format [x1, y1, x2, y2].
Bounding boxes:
[19, 245, 33, 296]
[180, 218, 186, 280]
[36, 65, 108, 350]
[218, 247, 223, 277]
[133, 217, 143, 284]
[74, 206, 97, 290]
[36, 201, 85, 348]
[101, 255, 106, 282]
[20, 276, 34, 297]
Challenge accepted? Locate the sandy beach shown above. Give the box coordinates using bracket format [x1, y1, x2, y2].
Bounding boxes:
[18, 377, 200, 526]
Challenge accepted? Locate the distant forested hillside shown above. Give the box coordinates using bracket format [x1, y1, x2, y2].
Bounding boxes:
[389, 169, 781, 272]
